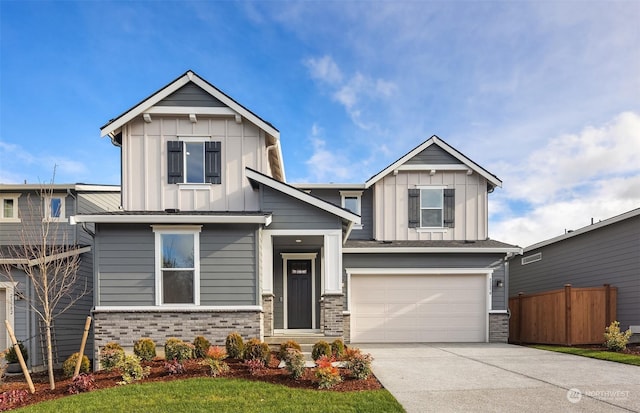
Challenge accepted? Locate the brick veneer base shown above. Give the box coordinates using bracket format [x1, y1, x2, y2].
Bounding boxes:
[489, 313, 509, 342]
[93, 309, 262, 367]
[321, 294, 344, 337]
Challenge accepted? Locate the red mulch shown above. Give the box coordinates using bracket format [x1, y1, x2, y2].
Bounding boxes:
[1, 354, 382, 410]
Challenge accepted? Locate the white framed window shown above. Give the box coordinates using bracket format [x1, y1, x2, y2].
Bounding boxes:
[340, 190, 363, 229]
[44, 195, 66, 221]
[409, 186, 455, 229]
[167, 139, 221, 185]
[0, 194, 21, 222]
[420, 187, 444, 227]
[153, 226, 201, 305]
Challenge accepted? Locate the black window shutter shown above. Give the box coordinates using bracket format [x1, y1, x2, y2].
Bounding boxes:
[408, 189, 420, 228]
[167, 141, 183, 184]
[443, 188, 455, 228]
[205, 141, 221, 184]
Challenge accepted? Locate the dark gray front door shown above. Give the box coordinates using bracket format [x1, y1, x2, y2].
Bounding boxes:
[287, 260, 312, 329]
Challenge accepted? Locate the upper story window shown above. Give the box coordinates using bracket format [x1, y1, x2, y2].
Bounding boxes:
[408, 187, 455, 229]
[154, 226, 201, 305]
[0, 194, 21, 222]
[340, 190, 363, 229]
[44, 195, 66, 222]
[167, 140, 221, 185]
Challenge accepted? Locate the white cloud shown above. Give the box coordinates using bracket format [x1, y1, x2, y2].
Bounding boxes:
[304, 55, 343, 85]
[301, 123, 353, 182]
[491, 112, 640, 247]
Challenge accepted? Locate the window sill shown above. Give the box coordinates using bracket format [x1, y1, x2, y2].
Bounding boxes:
[415, 227, 448, 233]
[351, 224, 364, 230]
[0, 218, 21, 223]
[43, 218, 68, 223]
[178, 183, 212, 190]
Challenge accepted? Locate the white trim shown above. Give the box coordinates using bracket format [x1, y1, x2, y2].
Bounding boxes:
[523, 207, 640, 252]
[365, 136, 502, 189]
[93, 305, 262, 312]
[415, 228, 449, 233]
[0, 193, 21, 222]
[145, 106, 237, 116]
[246, 169, 361, 225]
[71, 214, 272, 225]
[281, 253, 317, 330]
[398, 164, 472, 172]
[521, 252, 542, 265]
[343, 247, 523, 254]
[294, 183, 366, 190]
[0, 282, 15, 349]
[153, 226, 201, 306]
[418, 187, 445, 228]
[0, 246, 91, 267]
[489, 310, 509, 314]
[340, 191, 363, 230]
[43, 194, 67, 222]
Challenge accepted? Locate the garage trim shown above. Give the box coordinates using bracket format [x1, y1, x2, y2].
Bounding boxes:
[345, 268, 494, 342]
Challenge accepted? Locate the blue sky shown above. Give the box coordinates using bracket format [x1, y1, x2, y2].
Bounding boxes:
[1, 1, 639, 247]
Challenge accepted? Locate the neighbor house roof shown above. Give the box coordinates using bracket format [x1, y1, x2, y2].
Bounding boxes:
[524, 207, 640, 253]
[365, 135, 502, 190]
[0, 245, 92, 267]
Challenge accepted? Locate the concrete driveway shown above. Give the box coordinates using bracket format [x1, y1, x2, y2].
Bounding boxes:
[359, 343, 640, 413]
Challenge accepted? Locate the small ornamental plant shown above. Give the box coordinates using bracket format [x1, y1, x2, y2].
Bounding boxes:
[100, 342, 125, 371]
[314, 355, 342, 389]
[279, 340, 302, 360]
[243, 338, 271, 365]
[283, 347, 305, 380]
[343, 347, 373, 380]
[311, 340, 331, 361]
[331, 339, 345, 359]
[201, 345, 230, 377]
[164, 359, 186, 375]
[5, 342, 28, 364]
[67, 373, 96, 394]
[193, 336, 211, 359]
[134, 338, 157, 361]
[244, 358, 266, 376]
[165, 338, 194, 362]
[604, 321, 633, 352]
[118, 354, 150, 385]
[62, 352, 91, 378]
[0, 389, 29, 410]
[225, 332, 244, 359]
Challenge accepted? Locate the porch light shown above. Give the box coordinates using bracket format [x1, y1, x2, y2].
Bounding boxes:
[295, 239, 302, 243]
[496, 280, 504, 288]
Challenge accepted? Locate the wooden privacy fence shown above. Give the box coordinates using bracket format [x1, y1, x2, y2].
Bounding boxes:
[509, 284, 616, 346]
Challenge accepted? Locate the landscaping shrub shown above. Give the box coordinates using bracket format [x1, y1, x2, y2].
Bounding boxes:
[279, 340, 302, 360]
[100, 342, 125, 371]
[67, 373, 96, 394]
[206, 345, 228, 361]
[244, 358, 266, 375]
[311, 340, 331, 361]
[164, 359, 185, 375]
[62, 352, 91, 378]
[284, 347, 305, 380]
[225, 332, 244, 359]
[193, 336, 211, 359]
[604, 321, 633, 352]
[118, 354, 150, 385]
[134, 338, 156, 361]
[315, 355, 341, 389]
[5, 342, 28, 364]
[0, 389, 29, 411]
[201, 345, 230, 377]
[164, 338, 194, 361]
[243, 338, 271, 365]
[330, 339, 345, 358]
[343, 347, 373, 380]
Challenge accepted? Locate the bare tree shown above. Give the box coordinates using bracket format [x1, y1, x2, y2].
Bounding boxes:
[0, 177, 89, 390]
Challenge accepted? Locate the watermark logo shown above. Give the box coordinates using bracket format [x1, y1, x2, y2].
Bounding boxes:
[567, 388, 582, 403]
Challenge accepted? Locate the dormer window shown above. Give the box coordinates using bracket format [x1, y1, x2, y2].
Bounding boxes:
[340, 190, 363, 229]
[167, 140, 221, 184]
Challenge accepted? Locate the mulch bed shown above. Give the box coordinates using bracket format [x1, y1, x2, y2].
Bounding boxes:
[1, 354, 382, 410]
[574, 343, 640, 356]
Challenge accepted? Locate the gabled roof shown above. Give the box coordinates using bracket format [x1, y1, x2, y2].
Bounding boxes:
[245, 168, 361, 227]
[524, 207, 640, 252]
[365, 135, 502, 190]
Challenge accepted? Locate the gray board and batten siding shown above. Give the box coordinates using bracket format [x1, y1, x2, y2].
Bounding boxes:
[156, 82, 226, 107]
[405, 144, 462, 165]
[343, 253, 508, 311]
[95, 223, 258, 307]
[509, 213, 640, 331]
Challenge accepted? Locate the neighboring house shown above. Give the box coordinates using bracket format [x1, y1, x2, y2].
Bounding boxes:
[0, 184, 120, 368]
[509, 207, 640, 339]
[72, 70, 520, 362]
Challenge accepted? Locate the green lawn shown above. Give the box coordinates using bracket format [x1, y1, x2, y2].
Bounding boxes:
[531, 345, 640, 366]
[16, 377, 405, 413]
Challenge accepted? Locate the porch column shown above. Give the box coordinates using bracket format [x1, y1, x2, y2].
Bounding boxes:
[323, 231, 342, 294]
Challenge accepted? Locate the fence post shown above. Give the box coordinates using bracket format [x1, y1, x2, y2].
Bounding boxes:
[517, 292, 523, 344]
[564, 284, 572, 346]
[604, 284, 611, 327]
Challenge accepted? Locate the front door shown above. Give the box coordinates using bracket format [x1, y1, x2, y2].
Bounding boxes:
[287, 260, 312, 329]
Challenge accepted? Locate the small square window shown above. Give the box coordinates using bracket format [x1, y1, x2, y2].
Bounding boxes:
[44, 196, 66, 221]
[0, 195, 21, 222]
[340, 190, 363, 229]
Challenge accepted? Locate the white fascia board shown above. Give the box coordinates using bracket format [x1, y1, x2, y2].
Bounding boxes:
[74, 185, 121, 192]
[346, 268, 495, 275]
[429, 137, 502, 188]
[524, 207, 640, 252]
[0, 246, 92, 266]
[397, 164, 470, 171]
[101, 74, 191, 137]
[144, 106, 237, 116]
[246, 169, 361, 225]
[93, 305, 263, 313]
[343, 247, 523, 254]
[71, 214, 271, 225]
[293, 183, 366, 190]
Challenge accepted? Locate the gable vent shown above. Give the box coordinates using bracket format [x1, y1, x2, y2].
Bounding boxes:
[521, 252, 542, 265]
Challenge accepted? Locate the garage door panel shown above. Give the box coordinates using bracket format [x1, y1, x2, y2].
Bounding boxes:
[351, 273, 487, 343]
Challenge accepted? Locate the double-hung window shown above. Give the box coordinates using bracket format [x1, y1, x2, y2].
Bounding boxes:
[167, 140, 221, 184]
[420, 188, 444, 227]
[0, 194, 21, 222]
[408, 187, 455, 229]
[154, 226, 201, 305]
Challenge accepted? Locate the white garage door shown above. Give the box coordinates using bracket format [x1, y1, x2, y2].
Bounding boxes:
[351, 274, 487, 343]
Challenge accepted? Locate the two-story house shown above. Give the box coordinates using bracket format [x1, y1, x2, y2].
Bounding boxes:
[0, 184, 119, 369]
[72, 71, 520, 360]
